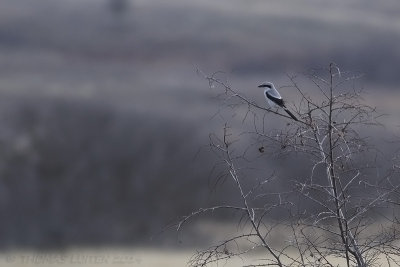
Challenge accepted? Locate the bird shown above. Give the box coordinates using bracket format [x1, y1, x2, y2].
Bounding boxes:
[258, 81, 298, 121]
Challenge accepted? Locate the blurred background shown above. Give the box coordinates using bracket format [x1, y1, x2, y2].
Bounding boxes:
[0, 0, 399, 266]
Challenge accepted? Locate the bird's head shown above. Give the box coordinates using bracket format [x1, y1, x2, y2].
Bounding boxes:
[257, 81, 274, 90]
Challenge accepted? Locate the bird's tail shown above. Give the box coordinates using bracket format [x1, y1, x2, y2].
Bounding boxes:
[283, 108, 298, 121]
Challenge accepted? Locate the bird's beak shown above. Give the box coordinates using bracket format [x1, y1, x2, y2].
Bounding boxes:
[257, 84, 263, 88]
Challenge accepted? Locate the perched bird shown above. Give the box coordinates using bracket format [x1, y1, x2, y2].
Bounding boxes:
[258, 81, 298, 121]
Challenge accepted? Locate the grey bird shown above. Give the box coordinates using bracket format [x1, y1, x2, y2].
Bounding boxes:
[258, 81, 298, 121]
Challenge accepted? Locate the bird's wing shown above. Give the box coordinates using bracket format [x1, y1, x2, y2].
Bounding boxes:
[268, 87, 282, 99]
[265, 91, 284, 106]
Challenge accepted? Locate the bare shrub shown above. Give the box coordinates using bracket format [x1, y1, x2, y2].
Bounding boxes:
[179, 64, 400, 266]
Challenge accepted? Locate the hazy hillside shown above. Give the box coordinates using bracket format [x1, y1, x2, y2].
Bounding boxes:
[0, 0, 399, 249]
